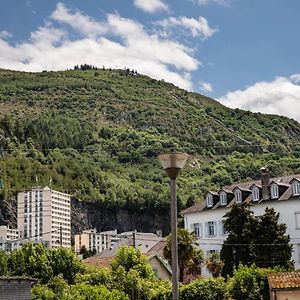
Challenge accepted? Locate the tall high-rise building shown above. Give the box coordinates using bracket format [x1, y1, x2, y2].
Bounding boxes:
[17, 186, 71, 248]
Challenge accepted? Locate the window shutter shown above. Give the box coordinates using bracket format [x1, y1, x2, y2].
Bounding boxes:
[218, 221, 222, 235]
[213, 222, 217, 236]
[205, 222, 209, 237]
[190, 224, 194, 233]
[199, 223, 203, 237]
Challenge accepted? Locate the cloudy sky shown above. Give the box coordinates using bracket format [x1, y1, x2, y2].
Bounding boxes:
[1, 0, 300, 120]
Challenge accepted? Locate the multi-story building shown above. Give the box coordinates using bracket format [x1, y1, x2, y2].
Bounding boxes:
[0, 225, 19, 251]
[17, 186, 71, 248]
[75, 229, 119, 254]
[182, 169, 300, 275]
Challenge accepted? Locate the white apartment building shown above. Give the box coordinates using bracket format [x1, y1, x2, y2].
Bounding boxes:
[0, 225, 19, 251]
[182, 169, 300, 275]
[75, 229, 119, 254]
[17, 186, 71, 248]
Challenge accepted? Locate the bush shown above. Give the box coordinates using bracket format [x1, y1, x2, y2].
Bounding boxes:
[180, 277, 228, 300]
[228, 264, 275, 300]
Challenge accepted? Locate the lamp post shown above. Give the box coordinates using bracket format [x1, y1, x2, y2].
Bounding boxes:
[158, 152, 189, 300]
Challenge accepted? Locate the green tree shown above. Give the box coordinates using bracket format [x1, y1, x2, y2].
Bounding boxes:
[252, 207, 292, 269]
[163, 228, 203, 283]
[111, 245, 154, 279]
[220, 203, 256, 276]
[221, 204, 293, 277]
[228, 264, 275, 300]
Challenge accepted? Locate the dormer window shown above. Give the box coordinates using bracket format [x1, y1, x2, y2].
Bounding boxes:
[206, 194, 213, 208]
[252, 186, 260, 201]
[270, 183, 279, 199]
[220, 191, 227, 206]
[292, 180, 300, 196]
[234, 189, 242, 203]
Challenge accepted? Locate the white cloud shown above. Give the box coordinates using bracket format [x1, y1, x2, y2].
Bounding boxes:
[199, 81, 213, 92]
[133, 0, 168, 13]
[0, 30, 12, 39]
[0, 3, 200, 90]
[218, 75, 300, 121]
[290, 74, 300, 84]
[156, 16, 217, 39]
[196, 0, 229, 5]
[51, 3, 107, 38]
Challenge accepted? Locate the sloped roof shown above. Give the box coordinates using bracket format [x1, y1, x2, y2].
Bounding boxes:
[268, 272, 300, 289]
[181, 174, 300, 215]
[83, 256, 112, 268]
[145, 238, 167, 258]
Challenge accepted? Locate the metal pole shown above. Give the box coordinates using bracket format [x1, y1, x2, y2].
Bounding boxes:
[170, 179, 179, 300]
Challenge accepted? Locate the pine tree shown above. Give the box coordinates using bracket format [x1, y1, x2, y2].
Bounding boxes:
[220, 203, 256, 276]
[252, 207, 292, 269]
[221, 204, 293, 277]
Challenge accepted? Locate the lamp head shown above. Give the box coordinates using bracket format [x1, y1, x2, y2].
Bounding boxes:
[158, 152, 189, 180]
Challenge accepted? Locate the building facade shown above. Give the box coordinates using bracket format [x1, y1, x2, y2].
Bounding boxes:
[17, 186, 71, 248]
[75, 229, 119, 254]
[182, 170, 300, 274]
[0, 225, 19, 252]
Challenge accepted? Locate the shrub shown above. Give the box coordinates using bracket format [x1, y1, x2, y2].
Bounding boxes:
[180, 277, 228, 300]
[228, 264, 276, 300]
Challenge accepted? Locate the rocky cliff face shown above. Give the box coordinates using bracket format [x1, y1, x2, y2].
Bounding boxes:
[71, 198, 170, 236]
[0, 197, 170, 236]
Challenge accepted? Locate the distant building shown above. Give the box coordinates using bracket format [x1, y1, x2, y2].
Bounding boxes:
[0, 225, 19, 252]
[82, 234, 171, 280]
[75, 229, 119, 254]
[99, 232, 162, 258]
[17, 186, 71, 249]
[182, 169, 300, 275]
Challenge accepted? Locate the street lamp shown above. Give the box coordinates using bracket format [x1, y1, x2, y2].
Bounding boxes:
[158, 152, 189, 300]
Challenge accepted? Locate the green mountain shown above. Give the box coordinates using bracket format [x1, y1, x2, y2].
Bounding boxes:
[1, 67, 300, 233]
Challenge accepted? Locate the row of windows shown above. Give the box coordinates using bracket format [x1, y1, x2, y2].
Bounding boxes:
[191, 221, 227, 238]
[207, 181, 300, 208]
[52, 196, 70, 204]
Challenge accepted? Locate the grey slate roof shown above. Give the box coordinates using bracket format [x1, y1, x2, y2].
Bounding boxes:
[181, 174, 300, 215]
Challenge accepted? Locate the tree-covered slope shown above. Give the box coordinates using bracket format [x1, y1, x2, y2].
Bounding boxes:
[1, 67, 300, 231]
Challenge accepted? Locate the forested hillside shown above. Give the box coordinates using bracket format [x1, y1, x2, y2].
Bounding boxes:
[1, 67, 300, 233]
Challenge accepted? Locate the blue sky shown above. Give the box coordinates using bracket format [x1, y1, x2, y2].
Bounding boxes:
[1, 0, 300, 120]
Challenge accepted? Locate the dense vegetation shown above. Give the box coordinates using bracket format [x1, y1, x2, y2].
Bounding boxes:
[1, 67, 300, 231]
[0, 243, 283, 299]
[221, 204, 292, 276]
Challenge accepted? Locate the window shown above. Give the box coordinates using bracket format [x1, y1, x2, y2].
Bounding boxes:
[206, 221, 217, 237]
[292, 181, 300, 196]
[219, 221, 227, 235]
[270, 184, 279, 199]
[252, 186, 260, 201]
[206, 194, 213, 208]
[295, 212, 300, 229]
[234, 189, 242, 203]
[220, 192, 227, 206]
[191, 223, 202, 238]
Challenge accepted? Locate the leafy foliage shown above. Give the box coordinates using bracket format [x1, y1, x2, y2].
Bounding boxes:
[228, 264, 277, 300]
[221, 204, 292, 276]
[180, 277, 229, 300]
[1, 68, 300, 233]
[163, 228, 203, 282]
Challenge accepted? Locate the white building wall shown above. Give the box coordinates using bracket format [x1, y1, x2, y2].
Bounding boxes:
[17, 187, 71, 249]
[184, 199, 300, 276]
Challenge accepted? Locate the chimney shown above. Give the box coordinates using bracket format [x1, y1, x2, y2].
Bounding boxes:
[260, 167, 270, 200]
